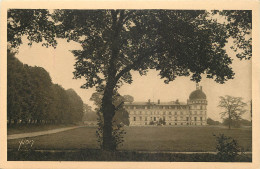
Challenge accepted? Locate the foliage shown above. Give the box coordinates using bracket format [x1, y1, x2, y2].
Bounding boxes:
[207, 118, 220, 125]
[7, 9, 57, 49]
[214, 134, 241, 162]
[218, 95, 247, 129]
[213, 10, 252, 60]
[83, 104, 98, 121]
[90, 92, 131, 126]
[96, 116, 126, 150]
[149, 121, 155, 125]
[222, 118, 251, 128]
[158, 118, 166, 125]
[8, 9, 252, 150]
[7, 51, 84, 125]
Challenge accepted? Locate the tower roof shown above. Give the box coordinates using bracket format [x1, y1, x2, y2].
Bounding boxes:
[189, 85, 206, 100]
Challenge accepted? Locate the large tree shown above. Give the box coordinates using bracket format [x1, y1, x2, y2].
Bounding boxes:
[218, 95, 247, 129]
[90, 92, 131, 126]
[8, 9, 252, 151]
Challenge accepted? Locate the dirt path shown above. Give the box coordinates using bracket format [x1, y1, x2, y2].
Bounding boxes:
[7, 126, 83, 140]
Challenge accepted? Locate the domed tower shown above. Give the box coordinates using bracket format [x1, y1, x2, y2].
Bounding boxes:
[187, 84, 207, 126]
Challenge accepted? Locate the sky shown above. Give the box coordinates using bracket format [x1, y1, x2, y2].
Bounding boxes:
[15, 36, 252, 122]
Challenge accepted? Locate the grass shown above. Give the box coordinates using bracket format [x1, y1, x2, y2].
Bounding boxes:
[7, 150, 252, 162]
[7, 126, 252, 152]
[7, 124, 78, 135]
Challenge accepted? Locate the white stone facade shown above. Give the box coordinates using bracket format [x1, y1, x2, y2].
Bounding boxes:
[124, 84, 207, 126]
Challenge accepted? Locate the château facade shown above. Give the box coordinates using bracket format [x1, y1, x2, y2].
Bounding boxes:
[124, 84, 207, 126]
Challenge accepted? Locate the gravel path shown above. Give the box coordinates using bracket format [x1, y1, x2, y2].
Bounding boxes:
[7, 126, 83, 140]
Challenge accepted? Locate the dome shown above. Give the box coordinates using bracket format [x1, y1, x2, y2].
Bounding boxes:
[189, 89, 206, 100]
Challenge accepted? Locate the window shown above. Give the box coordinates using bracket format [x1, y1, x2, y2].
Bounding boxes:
[175, 118, 177, 121]
[150, 117, 153, 121]
[194, 117, 197, 121]
[163, 116, 165, 121]
[175, 112, 177, 115]
[145, 117, 147, 121]
[180, 112, 183, 115]
[145, 122, 147, 125]
[169, 116, 172, 119]
[194, 111, 197, 115]
[200, 105, 203, 110]
[200, 117, 203, 121]
[186, 117, 189, 121]
[140, 116, 142, 121]
[154, 117, 156, 121]
[140, 111, 142, 115]
[169, 112, 172, 115]
[134, 117, 136, 121]
[181, 123, 183, 125]
[169, 123, 171, 125]
[175, 123, 177, 125]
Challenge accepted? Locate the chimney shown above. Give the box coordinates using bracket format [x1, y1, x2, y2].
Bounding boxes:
[200, 86, 202, 90]
[158, 99, 160, 104]
[196, 83, 199, 90]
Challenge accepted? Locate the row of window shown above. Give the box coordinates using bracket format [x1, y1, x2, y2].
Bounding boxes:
[125, 105, 187, 110]
[190, 100, 207, 104]
[125, 102, 207, 110]
[129, 111, 206, 115]
[132, 122, 205, 126]
[132, 116, 204, 121]
[190, 105, 206, 110]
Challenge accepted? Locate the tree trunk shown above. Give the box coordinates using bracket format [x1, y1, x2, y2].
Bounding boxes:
[228, 112, 231, 129]
[101, 84, 116, 151]
[100, 10, 125, 151]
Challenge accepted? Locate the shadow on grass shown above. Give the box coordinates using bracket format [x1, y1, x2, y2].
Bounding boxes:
[7, 149, 252, 162]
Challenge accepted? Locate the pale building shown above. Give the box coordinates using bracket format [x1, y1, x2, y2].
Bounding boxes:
[124, 84, 207, 126]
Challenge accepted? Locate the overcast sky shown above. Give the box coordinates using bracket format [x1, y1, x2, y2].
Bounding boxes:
[15, 36, 252, 121]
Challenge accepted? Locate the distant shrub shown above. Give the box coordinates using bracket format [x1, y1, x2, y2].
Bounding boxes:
[214, 134, 241, 161]
[149, 121, 155, 125]
[207, 118, 220, 125]
[96, 116, 126, 150]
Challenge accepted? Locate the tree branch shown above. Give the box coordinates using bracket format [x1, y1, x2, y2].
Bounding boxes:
[115, 55, 147, 82]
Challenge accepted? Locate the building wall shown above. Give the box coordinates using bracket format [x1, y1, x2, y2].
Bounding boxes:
[125, 100, 207, 126]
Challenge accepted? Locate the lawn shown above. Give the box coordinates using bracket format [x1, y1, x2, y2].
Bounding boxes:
[8, 126, 252, 152]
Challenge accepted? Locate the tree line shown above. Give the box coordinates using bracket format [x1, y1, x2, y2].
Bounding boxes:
[7, 50, 84, 125]
[8, 9, 251, 150]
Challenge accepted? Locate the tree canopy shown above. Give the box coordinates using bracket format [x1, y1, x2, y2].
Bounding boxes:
[7, 50, 84, 125]
[218, 95, 247, 129]
[7, 9, 252, 150]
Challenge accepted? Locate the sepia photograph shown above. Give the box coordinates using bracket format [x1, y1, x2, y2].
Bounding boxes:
[0, 1, 259, 169]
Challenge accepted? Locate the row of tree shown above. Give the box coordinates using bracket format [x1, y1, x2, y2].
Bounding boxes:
[7, 51, 84, 125]
[7, 9, 252, 150]
[207, 118, 251, 127]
